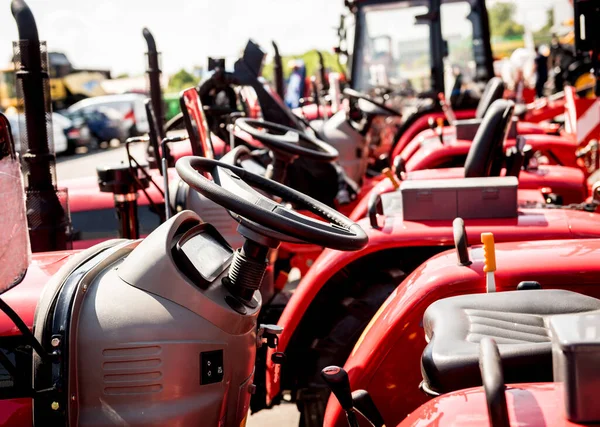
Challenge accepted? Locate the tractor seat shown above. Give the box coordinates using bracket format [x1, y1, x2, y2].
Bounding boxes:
[475, 77, 505, 119]
[421, 290, 600, 394]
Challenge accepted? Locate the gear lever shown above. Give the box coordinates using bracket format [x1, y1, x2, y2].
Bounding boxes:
[321, 366, 359, 427]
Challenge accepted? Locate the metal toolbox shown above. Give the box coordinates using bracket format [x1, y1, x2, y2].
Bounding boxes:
[399, 176, 518, 221]
[551, 311, 600, 422]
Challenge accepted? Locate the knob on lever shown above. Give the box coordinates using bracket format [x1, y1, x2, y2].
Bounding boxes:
[321, 366, 353, 410]
[322, 366, 386, 427]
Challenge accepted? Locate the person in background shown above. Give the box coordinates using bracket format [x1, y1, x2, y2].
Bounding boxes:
[284, 59, 306, 109]
[535, 45, 549, 98]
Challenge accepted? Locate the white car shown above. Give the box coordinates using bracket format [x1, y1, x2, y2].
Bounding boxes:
[67, 93, 149, 137]
[5, 112, 69, 155]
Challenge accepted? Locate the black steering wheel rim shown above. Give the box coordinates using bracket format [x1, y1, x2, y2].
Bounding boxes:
[343, 87, 400, 117]
[176, 156, 368, 251]
[235, 118, 339, 162]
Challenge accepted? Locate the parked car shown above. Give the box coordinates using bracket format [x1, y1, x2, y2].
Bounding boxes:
[5, 112, 69, 155]
[67, 93, 149, 138]
[53, 111, 92, 155]
[64, 106, 127, 146]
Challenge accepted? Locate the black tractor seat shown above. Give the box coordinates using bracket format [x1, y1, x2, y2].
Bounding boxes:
[475, 77, 505, 120]
[421, 290, 600, 394]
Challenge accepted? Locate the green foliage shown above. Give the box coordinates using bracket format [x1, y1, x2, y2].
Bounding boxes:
[168, 68, 200, 92]
[116, 72, 130, 79]
[533, 8, 554, 46]
[262, 50, 346, 83]
[488, 2, 525, 38]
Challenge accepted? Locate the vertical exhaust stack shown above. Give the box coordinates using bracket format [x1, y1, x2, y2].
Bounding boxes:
[316, 50, 329, 92]
[143, 27, 171, 167]
[272, 41, 285, 100]
[11, 0, 71, 252]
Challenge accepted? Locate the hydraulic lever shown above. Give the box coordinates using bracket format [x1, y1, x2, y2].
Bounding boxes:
[321, 366, 358, 427]
[322, 365, 386, 427]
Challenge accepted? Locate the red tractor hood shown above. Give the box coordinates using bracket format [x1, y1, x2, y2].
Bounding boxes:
[0, 251, 77, 337]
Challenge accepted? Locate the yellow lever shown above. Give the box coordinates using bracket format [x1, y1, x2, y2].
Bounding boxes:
[481, 232, 496, 292]
[382, 168, 400, 190]
[481, 232, 496, 272]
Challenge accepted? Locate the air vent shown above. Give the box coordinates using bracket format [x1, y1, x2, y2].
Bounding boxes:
[102, 346, 163, 395]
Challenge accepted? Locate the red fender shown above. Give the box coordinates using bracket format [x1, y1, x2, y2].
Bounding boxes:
[390, 109, 476, 159]
[0, 252, 77, 427]
[400, 121, 570, 171]
[266, 209, 600, 404]
[524, 97, 567, 123]
[397, 383, 577, 427]
[324, 238, 600, 426]
[403, 132, 579, 172]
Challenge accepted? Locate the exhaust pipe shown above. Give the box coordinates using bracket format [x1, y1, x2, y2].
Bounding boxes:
[316, 50, 329, 92]
[11, 0, 71, 252]
[143, 27, 166, 140]
[143, 28, 173, 169]
[272, 41, 285, 100]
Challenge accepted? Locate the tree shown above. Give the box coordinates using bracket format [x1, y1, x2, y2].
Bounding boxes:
[488, 2, 525, 38]
[168, 68, 200, 92]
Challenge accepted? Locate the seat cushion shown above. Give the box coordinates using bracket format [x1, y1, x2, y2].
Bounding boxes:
[421, 290, 600, 394]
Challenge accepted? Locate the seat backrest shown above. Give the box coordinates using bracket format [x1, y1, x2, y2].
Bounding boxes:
[180, 87, 214, 159]
[464, 99, 515, 178]
[475, 77, 505, 119]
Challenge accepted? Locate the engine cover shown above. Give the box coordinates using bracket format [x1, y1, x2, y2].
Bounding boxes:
[69, 212, 259, 426]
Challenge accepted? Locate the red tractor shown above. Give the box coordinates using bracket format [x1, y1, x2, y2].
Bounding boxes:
[323, 232, 600, 426]
[0, 4, 370, 427]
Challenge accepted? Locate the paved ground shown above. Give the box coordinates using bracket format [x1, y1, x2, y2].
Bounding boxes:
[56, 142, 301, 426]
[247, 404, 300, 427]
[56, 141, 147, 180]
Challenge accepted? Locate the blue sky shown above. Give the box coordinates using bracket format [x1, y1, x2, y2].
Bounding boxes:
[0, 0, 568, 76]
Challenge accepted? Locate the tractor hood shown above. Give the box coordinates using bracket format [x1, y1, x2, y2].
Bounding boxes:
[0, 251, 74, 337]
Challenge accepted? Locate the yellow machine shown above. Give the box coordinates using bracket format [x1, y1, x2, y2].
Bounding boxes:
[0, 51, 110, 111]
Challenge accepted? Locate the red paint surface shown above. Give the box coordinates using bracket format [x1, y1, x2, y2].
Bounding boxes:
[324, 238, 600, 426]
[524, 97, 566, 123]
[397, 383, 583, 427]
[391, 109, 476, 159]
[0, 398, 33, 427]
[400, 124, 576, 172]
[0, 252, 77, 424]
[267, 206, 600, 403]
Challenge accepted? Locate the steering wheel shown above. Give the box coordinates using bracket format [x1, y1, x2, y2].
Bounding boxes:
[343, 88, 400, 117]
[176, 156, 368, 251]
[235, 118, 339, 183]
[235, 118, 338, 162]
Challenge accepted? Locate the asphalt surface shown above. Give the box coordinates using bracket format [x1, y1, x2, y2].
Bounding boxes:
[56, 141, 147, 180]
[55, 142, 302, 427]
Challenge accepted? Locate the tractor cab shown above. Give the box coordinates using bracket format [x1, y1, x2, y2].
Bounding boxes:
[338, 0, 494, 111]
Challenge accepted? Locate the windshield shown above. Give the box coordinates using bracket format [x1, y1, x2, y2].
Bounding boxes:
[353, 1, 431, 93]
[352, 0, 479, 97]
